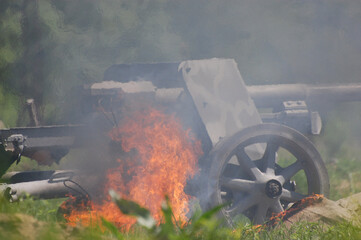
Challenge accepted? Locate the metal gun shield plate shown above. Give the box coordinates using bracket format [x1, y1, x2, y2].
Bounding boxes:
[180, 58, 262, 145]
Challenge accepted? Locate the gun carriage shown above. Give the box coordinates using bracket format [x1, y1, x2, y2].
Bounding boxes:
[1, 58, 359, 226]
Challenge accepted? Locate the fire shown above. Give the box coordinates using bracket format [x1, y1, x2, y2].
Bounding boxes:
[266, 194, 324, 228]
[64, 105, 203, 229]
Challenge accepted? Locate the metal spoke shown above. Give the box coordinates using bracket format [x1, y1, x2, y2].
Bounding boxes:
[220, 178, 256, 193]
[278, 161, 302, 184]
[225, 194, 258, 217]
[281, 189, 307, 202]
[262, 142, 278, 175]
[253, 202, 269, 224]
[221, 191, 227, 197]
[270, 200, 284, 214]
[236, 148, 263, 180]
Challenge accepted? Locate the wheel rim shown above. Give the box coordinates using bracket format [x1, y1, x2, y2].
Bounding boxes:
[211, 125, 329, 226]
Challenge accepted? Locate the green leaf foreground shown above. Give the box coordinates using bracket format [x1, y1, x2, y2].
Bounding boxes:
[108, 189, 361, 240]
[0, 191, 360, 239]
[101, 217, 124, 240]
[109, 189, 156, 230]
[109, 189, 228, 240]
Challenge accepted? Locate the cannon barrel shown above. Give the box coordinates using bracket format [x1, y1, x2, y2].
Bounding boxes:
[0, 171, 82, 202]
[247, 84, 361, 108]
[0, 179, 78, 202]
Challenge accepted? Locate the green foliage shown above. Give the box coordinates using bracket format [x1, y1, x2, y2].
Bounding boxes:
[101, 218, 124, 240]
[1, 0, 360, 124]
[7, 156, 59, 172]
[0, 191, 360, 239]
[313, 103, 361, 200]
[0, 215, 22, 240]
[37, 222, 64, 240]
[110, 190, 156, 230]
[322, 221, 361, 240]
[110, 190, 228, 240]
[0, 85, 20, 127]
[0, 195, 65, 222]
[108, 192, 361, 240]
[0, 0, 23, 71]
[0, 0, 190, 124]
[239, 221, 325, 240]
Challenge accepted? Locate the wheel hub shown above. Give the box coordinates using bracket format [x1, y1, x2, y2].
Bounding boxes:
[265, 179, 282, 198]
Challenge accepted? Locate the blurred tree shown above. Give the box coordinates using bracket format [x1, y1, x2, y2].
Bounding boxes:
[0, 0, 23, 127]
[0, 0, 361, 125]
[0, 0, 23, 82]
[7, 0, 186, 124]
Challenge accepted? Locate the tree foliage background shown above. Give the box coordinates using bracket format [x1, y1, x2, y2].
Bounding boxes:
[1, 0, 361, 198]
[1, 0, 361, 123]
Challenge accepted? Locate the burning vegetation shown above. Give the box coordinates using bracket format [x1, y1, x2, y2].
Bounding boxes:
[62, 105, 203, 229]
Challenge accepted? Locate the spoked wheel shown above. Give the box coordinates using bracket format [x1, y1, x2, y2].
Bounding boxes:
[207, 123, 329, 227]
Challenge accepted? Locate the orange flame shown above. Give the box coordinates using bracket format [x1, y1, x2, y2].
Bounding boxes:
[266, 194, 324, 228]
[64, 106, 202, 230]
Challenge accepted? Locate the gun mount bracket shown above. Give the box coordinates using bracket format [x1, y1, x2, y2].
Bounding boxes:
[260, 101, 322, 135]
[6, 134, 27, 164]
[49, 171, 75, 183]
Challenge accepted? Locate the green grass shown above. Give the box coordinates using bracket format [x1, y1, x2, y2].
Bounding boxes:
[0, 193, 360, 240]
[0, 196, 65, 222]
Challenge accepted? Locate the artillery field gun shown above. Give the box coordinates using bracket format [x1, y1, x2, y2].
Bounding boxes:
[0, 58, 360, 226]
